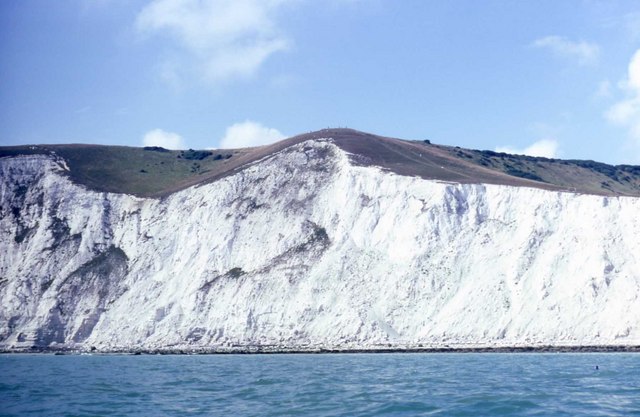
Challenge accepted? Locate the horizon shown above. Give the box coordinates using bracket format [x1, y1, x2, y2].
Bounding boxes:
[2, 1, 640, 164]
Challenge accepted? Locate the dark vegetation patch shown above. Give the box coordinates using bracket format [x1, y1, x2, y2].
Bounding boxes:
[175, 149, 233, 161]
[199, 267, 247, 292]
[503, 166, 544, 182]
[479, 149, 508, 158]
[619, 165, 640, 175]
[179, 149, 213, 160]
[227, 267, 245, 278]
[310, 223, 329, 244]
[49, 217, 70, 242]
[143, 146, 169, 152]
[291, 222, 330, 254]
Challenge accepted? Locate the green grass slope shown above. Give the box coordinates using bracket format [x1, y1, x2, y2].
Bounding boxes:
[0, 144, 245, 197]
[448, 147, 640, 196]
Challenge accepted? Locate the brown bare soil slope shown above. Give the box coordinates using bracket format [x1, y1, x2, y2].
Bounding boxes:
[2, 128, 639, 197]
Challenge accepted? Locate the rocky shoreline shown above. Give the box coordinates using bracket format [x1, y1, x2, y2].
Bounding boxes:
[2, 345, 640, 355]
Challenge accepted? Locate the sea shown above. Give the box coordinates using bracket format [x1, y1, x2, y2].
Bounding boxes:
[1, 353, 639, 416]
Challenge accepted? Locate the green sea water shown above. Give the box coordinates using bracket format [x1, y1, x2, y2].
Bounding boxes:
[1, 353, 639, 416]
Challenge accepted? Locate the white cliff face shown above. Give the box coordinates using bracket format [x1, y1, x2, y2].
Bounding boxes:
[1, 140, 639, 351]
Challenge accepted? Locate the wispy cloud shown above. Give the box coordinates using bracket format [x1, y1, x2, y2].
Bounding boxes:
[219, 120, 285, 148]
[136, 0, 292, 86]
[532, 36, 600, 66]
[142, 128, 186, 149]
[495, 139, 559, 158]
[604, 49, 640, 160]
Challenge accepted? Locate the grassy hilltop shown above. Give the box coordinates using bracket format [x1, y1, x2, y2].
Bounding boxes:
[2, 128, 640, 198]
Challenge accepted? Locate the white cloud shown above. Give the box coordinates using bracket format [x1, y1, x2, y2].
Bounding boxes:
[604, 49, 640, 159]
[142, 129, 186, 149]
[495, 139, 559, 158]
[136, 0, 292, 85]
[219, 120, 285, 148]
[532, 36, 600, 66]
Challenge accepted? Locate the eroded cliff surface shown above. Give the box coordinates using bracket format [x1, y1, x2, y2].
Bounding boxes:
[1, 139, 639, 351]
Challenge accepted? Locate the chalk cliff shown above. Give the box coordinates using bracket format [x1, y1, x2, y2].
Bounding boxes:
[1, 136, 639, 351]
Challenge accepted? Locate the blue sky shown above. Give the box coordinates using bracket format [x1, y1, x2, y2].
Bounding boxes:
[2, 1, 640, 163]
